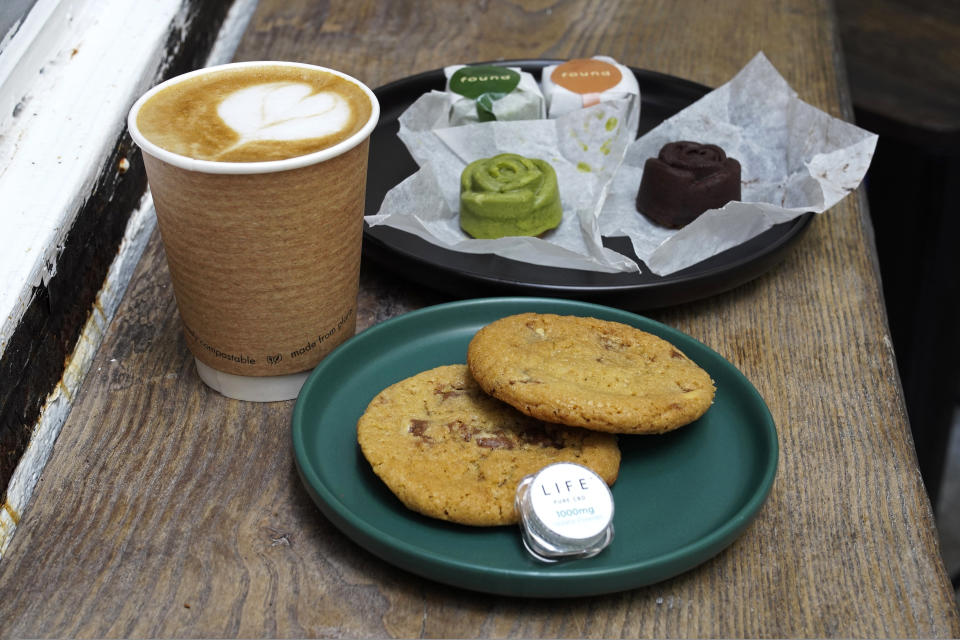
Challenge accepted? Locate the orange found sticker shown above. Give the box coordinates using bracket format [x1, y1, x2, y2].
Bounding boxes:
[550, 58, 622, 94]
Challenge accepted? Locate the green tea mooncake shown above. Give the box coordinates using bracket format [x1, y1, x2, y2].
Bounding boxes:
[459, 153, 562, 239]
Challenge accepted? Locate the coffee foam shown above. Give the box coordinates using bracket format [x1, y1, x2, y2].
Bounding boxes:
[218, 82, 352, 145]
[135, 64, 373, 163]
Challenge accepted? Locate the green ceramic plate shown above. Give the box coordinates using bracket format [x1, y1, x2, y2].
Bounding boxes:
[292, 297, 777, 598]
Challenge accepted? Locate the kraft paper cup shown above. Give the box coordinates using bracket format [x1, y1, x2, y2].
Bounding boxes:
[128, 61, 380, 402]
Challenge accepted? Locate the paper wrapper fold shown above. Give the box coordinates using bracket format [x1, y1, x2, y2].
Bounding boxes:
[366, 53, 877, 275]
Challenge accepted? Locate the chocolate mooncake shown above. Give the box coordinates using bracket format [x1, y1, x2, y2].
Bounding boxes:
[636, 141, 741, 228]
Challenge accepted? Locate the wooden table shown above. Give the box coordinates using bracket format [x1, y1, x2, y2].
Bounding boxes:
[1, 0, 958, 636]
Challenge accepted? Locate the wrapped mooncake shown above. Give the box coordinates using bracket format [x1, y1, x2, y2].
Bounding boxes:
[444, 64, 545, 126]
[541, 56, 640, 137]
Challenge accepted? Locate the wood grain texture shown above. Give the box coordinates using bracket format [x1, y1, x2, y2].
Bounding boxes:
[1, 0, 958, 637]
[836, 0, 960, 132]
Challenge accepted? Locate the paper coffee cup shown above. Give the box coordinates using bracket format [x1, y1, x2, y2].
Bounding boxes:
[128, 61, 380, 401]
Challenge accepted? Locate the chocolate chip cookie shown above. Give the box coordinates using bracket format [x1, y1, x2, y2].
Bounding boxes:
[467, 313, 715, 434]
[357, 364, 620, 526]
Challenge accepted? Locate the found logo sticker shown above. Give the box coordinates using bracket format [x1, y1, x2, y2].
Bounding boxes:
[550, 58, 622, 94]
[449, 65, 521, 122]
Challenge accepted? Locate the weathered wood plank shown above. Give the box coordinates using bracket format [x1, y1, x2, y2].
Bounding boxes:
[0, 0, 236, 525]
[836, 0, 960, 134]
[0, 0, 957, 637]
[836, 0, 960, 505]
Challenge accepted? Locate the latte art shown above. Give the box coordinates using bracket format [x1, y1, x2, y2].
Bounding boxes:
[135, 65, 373, 162]
[217, 82, 352, 143]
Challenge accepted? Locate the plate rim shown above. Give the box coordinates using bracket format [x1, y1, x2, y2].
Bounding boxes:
[292, 296, 778, 597]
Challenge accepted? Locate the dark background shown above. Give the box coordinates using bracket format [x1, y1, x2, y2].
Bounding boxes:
[835, 0, 960, 595]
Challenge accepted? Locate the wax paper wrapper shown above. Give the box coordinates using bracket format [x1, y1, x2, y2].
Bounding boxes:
[542, 55, 640, 139]
[366, 52, 877, 275]
[365, 89, 638, 272]
[600, 52, 878, 274]
[444, 65, 545, 125]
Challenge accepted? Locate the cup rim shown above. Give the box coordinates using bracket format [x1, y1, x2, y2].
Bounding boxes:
[127, 60, 381, 175]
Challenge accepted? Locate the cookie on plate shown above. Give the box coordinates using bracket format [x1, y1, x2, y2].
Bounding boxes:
[467, 313, 715, 434]
[357, 364, 620, 526]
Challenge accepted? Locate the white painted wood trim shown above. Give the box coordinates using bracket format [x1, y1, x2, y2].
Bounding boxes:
[0, 0, 182, 350]
[0, 0, 259, 556]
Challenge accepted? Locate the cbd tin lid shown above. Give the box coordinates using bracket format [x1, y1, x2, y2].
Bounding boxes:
[515, 462, 615, 562]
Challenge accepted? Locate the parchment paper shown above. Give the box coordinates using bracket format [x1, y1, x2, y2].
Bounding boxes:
[365, 52, 878, 275]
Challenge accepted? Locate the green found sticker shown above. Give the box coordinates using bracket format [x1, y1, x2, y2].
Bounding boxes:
[449, 65, 521, 122]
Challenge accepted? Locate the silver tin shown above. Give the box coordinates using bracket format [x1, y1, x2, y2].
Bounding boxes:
[515, 462, 615, 562]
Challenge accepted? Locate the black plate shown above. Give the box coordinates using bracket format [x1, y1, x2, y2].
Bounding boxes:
[363, 60, 813, 310]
